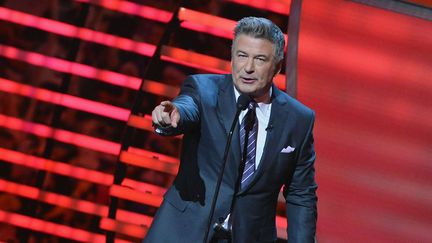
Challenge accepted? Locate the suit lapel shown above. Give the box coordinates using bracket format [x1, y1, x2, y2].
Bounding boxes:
[237, 86, 292, 194]
[216, 75, 242, 182]
[216, 75, 236, 134]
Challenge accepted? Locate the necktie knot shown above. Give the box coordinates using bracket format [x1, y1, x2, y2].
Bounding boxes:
[244, 101, 257, 131]
[248, 101, 257, 110]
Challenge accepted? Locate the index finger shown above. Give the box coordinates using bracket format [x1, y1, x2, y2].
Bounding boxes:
[160, 101, 175, 112]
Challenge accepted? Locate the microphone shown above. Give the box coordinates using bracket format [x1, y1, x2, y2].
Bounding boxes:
[266, 124, 273, 131]
[237, 94, 251, 111]
[203, 94, 251, 243]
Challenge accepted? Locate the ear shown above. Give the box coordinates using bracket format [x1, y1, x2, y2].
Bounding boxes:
[274, 61, 283, 76]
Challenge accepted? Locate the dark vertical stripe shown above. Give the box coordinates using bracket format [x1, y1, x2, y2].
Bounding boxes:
[286, 0, 303, 98]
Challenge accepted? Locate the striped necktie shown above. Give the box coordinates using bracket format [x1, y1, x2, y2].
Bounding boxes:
[239, 101, 258, 189]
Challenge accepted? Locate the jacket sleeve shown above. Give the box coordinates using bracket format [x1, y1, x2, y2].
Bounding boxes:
[154, 76, 200, 136]
[283, 111, 317, 243]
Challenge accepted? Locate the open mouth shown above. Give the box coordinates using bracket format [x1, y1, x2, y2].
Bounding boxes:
[241, 77, 257, 83]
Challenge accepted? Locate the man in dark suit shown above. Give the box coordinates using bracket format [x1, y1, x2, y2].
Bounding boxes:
[147, 17, 317, 243]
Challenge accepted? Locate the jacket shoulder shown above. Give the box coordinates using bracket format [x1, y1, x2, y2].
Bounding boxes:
[187, 74, 230, 86]
[185, 74, 232, 96]
[277, 90, 315, 119]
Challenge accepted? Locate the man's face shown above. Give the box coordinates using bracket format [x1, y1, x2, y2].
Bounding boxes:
[231, 34, 281, 102]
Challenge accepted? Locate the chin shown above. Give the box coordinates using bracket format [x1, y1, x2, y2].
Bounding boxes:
[238, 88, 255, 96]
[236, 84, 254, 92]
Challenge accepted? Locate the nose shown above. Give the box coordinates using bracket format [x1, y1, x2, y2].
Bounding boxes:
[244, 57, 254, 73]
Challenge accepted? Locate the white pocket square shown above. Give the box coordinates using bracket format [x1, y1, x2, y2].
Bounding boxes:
[281, 146, 295, 153]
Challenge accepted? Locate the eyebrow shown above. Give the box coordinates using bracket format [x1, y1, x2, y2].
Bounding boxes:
[236, 51, 269, 58]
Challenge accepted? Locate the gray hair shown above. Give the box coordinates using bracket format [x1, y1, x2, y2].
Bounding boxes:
[232, 17, 285, 63]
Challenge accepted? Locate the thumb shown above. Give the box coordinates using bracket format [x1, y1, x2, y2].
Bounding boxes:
[170, 108, 180, 128]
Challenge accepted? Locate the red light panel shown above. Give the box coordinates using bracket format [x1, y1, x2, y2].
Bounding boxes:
[0, 44, 143, 90]
[110, 185, 163, 208]
[76, 0, 172, 23]
[178, 8, 235, 39]
[0, 179, 153, 227]
[224, 0, 292, 15]
[0, 147, 167, 196]
[0, 78, 130, 121]
[0, 7, 156, 57]
[120, 151, 178, 175]
[0, 113, 120, 154]
[0, 209, 120, 242]
[76, 0, 273, 40]
[100, 217, 147, 239]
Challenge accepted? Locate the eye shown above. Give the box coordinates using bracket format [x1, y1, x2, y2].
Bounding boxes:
[255, 57, 267, 64]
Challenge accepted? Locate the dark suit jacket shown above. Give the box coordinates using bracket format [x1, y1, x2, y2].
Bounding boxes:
[144, 74, 317, 243]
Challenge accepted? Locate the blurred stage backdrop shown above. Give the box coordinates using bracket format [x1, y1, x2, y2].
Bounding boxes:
[0, 0, 431, 242]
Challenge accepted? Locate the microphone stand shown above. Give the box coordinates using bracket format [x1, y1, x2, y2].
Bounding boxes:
[203, 95, 250, 243]
[105, 2, 184, 242]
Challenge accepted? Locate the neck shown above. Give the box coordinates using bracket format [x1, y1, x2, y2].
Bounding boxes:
[253, 92, 271, 104]
[252, 85, 272, 104]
